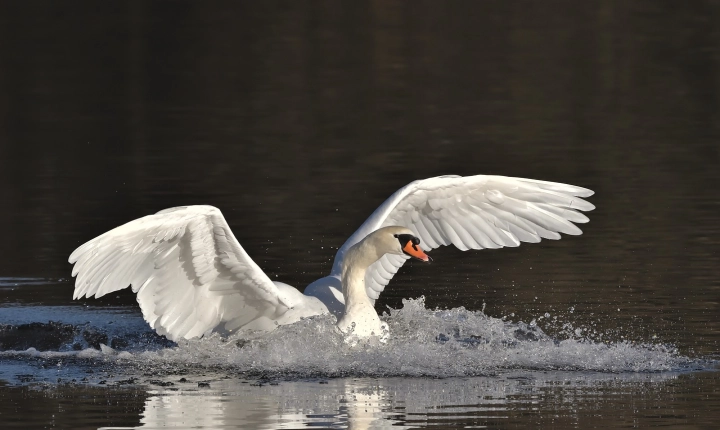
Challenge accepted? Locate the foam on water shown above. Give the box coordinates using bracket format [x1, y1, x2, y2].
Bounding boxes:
[3, 298, 705, 381]
[138, 297, 699, 376]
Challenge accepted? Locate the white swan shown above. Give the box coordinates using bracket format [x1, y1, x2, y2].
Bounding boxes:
[68, 175, 594, 341]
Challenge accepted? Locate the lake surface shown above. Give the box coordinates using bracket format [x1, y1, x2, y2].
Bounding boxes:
[1, 1, 719, 428]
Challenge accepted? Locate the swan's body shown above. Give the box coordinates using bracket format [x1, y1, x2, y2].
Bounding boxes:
[69, 175, 594, 341]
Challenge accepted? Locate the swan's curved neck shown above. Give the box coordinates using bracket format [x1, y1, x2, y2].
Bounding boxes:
[341, 240, 380, 308]
[336, 236, 387, 336]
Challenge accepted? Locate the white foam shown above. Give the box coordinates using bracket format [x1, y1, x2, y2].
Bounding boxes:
[1, 298, 705, 378]
[124, 298, 700, 376]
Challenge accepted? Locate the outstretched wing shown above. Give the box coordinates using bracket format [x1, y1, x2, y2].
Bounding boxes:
[330, 175, 595, 304]
[69, 205, 300, 341]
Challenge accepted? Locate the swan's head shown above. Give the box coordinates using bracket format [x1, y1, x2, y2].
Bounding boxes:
[372, 226, 430, 262]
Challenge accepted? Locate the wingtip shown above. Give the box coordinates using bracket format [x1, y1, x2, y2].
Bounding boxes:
[68, 250, 81, 264]
[576, 188, 595, 198]
[580, 200, 596, 211]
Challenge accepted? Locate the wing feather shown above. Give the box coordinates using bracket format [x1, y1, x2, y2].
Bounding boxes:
[419, 215, 446, 247]
[69, 205, 321, 341]
[330, 175, 594, 302]
[465, 207, 510, 247]
[411, 215, 436, 248]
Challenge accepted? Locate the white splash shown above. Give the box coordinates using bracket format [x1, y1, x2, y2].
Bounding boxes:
[123, 297, 695, 377]
[1, 298, 703, 379]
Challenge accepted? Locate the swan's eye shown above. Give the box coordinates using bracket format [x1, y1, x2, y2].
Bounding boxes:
[396, 234, 420, 251]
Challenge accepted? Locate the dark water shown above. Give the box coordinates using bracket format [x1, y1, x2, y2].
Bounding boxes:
[1, 1, 719, 428]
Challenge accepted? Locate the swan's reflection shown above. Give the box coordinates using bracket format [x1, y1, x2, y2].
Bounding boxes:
[134, 378, 398, 430]
[117, 372, 681, 429]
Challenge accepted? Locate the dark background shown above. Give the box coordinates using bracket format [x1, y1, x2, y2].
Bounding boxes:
[0, 1, 718, 355]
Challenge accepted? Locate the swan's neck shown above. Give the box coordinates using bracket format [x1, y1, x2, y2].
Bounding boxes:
[336, 239, 385, 337]
[341, 240, 379, 308]
[342, 265, 372, 310]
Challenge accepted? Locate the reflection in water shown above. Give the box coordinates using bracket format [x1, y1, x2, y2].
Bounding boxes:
[96, 372, 712, 429]
[136, 380, 399, 430]
[2, 370, 717, 429]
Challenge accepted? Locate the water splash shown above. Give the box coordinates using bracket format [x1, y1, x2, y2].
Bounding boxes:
[1, 298, 709, 383]
[157, 297, 695, 375]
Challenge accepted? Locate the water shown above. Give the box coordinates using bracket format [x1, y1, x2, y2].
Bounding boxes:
[1, 2, 719, 428]
[2, 372, 716, 429]
[1, 284, 716, 429]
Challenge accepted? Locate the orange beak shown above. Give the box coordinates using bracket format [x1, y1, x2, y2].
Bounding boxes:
[403, 240, 430, 262]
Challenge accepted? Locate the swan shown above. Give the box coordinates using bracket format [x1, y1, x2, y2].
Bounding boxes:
[68, 174, 594, 341]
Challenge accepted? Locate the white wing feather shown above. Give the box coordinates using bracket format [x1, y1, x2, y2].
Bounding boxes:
[330, 175, 595, 304]
[69, 205, 301, 341]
